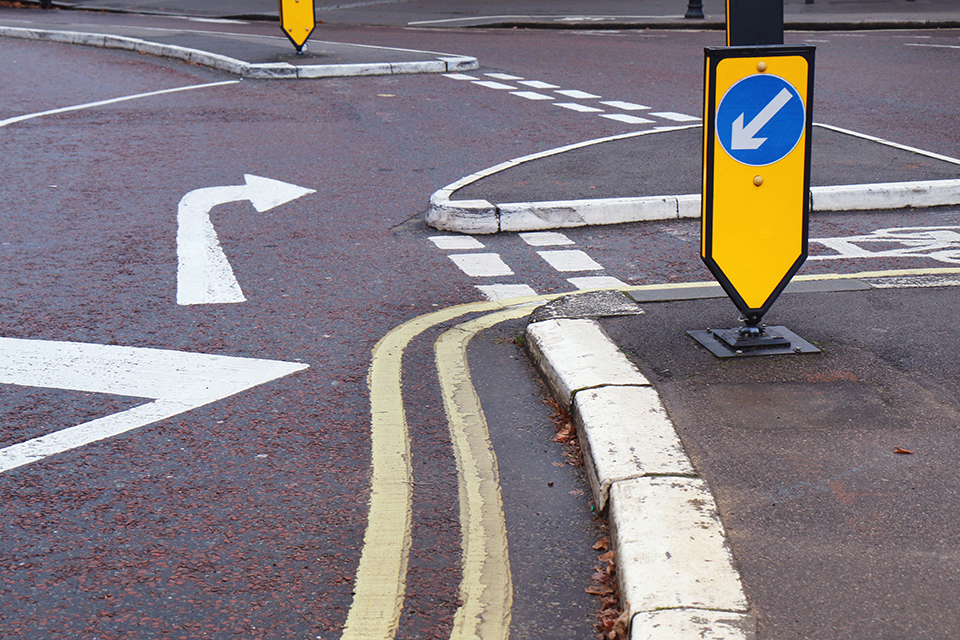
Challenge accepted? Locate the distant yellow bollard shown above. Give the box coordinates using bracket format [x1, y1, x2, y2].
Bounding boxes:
[279, 0, 316, 53]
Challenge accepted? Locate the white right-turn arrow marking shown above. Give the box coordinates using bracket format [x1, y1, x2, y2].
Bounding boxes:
[176, 174, 315, 305]
[730, 87, 793, 150]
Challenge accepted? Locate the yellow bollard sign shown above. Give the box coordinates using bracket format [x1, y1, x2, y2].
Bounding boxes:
[279, 0, 316, 52]
[701, 45, 815, 325]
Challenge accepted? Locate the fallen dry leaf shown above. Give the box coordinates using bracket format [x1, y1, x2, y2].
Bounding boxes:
[894, 447, 914, 455]
[612, 606, 630, 639]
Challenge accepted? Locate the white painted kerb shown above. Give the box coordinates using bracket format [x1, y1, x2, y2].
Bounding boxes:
[525, 316, 754, 639]
[427, 124, 960, 234]
[0, 26, 478, 79]
[524, 318, 649, 408]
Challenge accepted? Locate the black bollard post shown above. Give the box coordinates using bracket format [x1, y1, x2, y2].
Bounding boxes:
[685, 0, 705, 19]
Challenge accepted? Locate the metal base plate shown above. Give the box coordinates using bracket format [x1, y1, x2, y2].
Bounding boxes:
[688, 326, 821, 358]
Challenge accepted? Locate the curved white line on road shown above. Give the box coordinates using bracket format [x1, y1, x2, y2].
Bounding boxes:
[0, 80, 239, 129]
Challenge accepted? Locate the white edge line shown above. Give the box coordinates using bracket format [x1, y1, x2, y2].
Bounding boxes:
[906, 43, 960, 50]
[408, 14, 684, 25]
[0, 80, 240, 128]
[814, 122, 960, 167]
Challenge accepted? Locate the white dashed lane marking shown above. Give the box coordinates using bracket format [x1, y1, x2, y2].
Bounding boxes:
[568, 275, 627, 289]
[649, 111, 702, 122]
[512, 91, 554, 101]
[600, 100, 649, 111]
[430, 236, 485, 250]
[448, 253, 514, 277]
[537, 249, 604, 272]
[519, 80, 560, 89]
[472, 80, 516, 90]
[601, 114, 654, 124]
[556, 103, 604, 113]
[430, 233, 626, 300]
[475, 284, 538, 300]
[520, 232, 575, 246]
[555, 89, 601, 99]
[442, 72, 700, 128]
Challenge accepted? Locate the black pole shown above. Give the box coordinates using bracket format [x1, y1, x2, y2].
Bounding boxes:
[685, 0, 705, 19]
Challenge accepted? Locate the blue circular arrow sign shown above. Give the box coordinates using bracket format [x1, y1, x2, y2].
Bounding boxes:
[716, 73, 805, 167]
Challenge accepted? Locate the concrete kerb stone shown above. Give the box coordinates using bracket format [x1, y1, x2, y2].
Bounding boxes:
[524, 318, 649, 409]
[427, 124, 960, 234]
[524, 316, 754, 639]
[426, 125, 700, 234]
[0, 25, 478, 80]
[573, 386, 695, 511]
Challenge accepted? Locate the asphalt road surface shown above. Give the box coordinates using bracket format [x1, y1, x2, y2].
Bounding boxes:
[1, 5, 959, 639]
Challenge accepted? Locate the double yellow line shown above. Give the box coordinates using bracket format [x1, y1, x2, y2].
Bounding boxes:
[339, 265, 960, 640]
[339, 296, 549, 640]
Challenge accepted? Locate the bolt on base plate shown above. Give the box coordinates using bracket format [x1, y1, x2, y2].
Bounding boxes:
[687, 325, 821, 358]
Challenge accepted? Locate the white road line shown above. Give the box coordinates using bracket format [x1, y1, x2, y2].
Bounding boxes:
[0, 338, 307, 473]
[0, 80, 239, 129]
[868, 275, 960, 288]
[814, 123, 960, 166]
[556, 103, 604, 113]
[568, 276, 627, 289]
[429, 235, 486, 250]
[449, 253, 514, 277]
[649, 112, 701, 122]
[519, 80, 560, 89]
[475, 284, 538, 300]
[444, 73, 477, 80]
[511, 91, 553, 100]
[555, 89, 601, 99]
[601, 113, 654, 124]
[447, 72, 701, 136]
[520, 231, 575, 246]
[600, 100, 650, 111]
[537, 249, 604, 272]
[906, 43, 960, 50]
[473, 81, 516, 90]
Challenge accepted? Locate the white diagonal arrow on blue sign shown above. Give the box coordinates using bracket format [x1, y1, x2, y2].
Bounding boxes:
[716, 73, 805, 167]
[731, 87, 793, 150]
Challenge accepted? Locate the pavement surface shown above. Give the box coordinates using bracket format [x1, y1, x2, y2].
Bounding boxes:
[4, 2, 960, 639]
[524, 273, 960, 639]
